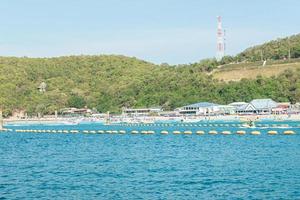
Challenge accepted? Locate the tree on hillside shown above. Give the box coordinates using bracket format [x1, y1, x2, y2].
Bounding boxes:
[67, 95, 86, 108]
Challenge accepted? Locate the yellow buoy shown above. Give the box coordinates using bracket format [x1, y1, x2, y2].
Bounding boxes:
[63, 130, 69, 133]
[284, 130, 295, 135]
[173, 131, 181, 134]
[268, 130, 278, 135]
[251, 131, 261, 135]
[97, 130, 104, 134]
[196, 130, 205, 135]
[119, 130, 126, 134]
[147, 130, 155, 134]
[236, 130, 246, 135]
[209, 130, 218, 135]
[131, 130, 139, 134]
[222, 131, 231, 135]
[141, 130, 148, 134]
[183, 131, 192, 135]
[161, 130, 168, 135]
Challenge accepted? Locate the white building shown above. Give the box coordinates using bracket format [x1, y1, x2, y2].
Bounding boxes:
[236, 99, 278, 114]
[122, 107, 162, 116]
[176, 102, 220, 115]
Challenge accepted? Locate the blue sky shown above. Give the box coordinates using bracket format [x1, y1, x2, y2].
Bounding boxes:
[0, 0, 299, 64]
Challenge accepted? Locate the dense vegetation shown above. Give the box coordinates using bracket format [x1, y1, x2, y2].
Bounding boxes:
[1, 34, 300, 116]
[219, 33, 300, 64]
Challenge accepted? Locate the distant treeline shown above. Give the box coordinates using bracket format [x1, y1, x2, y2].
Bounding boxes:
[1, 34, 300, 116]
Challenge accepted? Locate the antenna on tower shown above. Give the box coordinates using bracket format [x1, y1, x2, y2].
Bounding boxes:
[216, 16, 225, 61]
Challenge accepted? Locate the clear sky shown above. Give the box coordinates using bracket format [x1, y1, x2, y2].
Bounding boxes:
[0, 0, 299, 64]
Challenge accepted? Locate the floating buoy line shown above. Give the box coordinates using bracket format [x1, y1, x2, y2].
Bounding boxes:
[0, 121, 298, 136]
[1, 127, 296, 135]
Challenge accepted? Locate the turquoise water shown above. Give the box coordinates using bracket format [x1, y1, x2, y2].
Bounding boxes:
[1, 121, 300, 199]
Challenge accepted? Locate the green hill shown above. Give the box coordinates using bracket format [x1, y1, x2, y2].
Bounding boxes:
[1, 34, 300, 116]
[218, 34, 300, 64]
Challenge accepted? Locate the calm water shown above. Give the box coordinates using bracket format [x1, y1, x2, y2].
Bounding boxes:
[1, 122, 300, 199]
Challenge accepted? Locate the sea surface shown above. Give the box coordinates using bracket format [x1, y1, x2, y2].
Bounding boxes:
[1, 121, 300, 199]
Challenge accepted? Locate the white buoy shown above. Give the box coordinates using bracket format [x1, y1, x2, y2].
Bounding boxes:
[119, 130, 126, 134]
[209, 130, 218, 135]
[173, 131, 181, 134]
[183, 130, 192, 135]
[70, 130, 78, 133]
[97, 130, 104, 134]
[131, 130, 139, 134]
[196, 130, 205, 135]
[222, 131, 231, 135]
[161, 130, 168, 135]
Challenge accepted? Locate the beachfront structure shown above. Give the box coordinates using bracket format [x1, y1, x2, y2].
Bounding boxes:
[12, 109, 27, 119]
[158, 111, 178, 117]
[236, 99, 278, 114]
[176, 102, 220, 115]
[228, 102, 248, 109]
[122, 107, 162, 116]
[61, 107, 93, 116]
[217, 105, 236, 115]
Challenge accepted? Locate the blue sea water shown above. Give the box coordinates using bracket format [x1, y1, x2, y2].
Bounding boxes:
[1, 121, 300, 199]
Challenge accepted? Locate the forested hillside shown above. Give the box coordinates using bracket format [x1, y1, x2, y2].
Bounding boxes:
[1, 34, 300, 116]
[219, 34, 300, 63]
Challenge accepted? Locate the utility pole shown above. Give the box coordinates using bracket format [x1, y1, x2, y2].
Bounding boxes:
[216, 16, 225, 61]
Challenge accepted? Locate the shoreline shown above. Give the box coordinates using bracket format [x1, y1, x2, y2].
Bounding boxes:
[3, 114, 300, 125]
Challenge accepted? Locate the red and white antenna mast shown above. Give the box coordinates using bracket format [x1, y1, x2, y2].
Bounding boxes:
[216, 16, 225, 61]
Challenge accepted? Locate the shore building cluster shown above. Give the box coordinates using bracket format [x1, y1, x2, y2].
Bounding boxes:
[122, 99, 300, 117]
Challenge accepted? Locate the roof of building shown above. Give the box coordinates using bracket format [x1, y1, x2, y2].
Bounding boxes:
[250, 99, 278, 109]
[228, 102, 247, 106]
[184, 102, 219, 108]
[237, 103, 256, 111]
